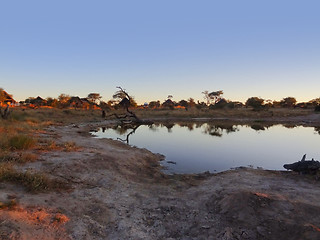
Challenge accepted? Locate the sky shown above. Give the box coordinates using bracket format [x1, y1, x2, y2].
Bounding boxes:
[1, 0, 320, 104]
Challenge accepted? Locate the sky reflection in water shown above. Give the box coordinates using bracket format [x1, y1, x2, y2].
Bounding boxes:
[93, 123, 320, 174]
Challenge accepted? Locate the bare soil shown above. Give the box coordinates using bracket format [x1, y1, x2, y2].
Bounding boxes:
[1, 115, 320, 239]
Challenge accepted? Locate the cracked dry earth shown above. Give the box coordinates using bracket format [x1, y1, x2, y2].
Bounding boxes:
[1, 122, 320, 240]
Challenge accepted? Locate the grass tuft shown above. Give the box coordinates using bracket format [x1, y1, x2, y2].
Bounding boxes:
[8, 135, 36, 150]
[0, 163, 65, 192]
[62, 141, 78, 152]
[0, 152, 38, 164]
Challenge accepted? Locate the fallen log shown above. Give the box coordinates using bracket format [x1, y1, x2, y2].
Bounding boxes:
[283, 154, 320, 174]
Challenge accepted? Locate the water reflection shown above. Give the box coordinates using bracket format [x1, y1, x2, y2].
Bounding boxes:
[203, 124, 239, 137]
[93, 122, 320, 174]
[109, 122, 241, 143]
[250, 124, 266, 131]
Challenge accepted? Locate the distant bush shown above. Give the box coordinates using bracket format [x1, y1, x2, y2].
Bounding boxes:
[245, 97, 265, 111]
[315, 105, 320, 112]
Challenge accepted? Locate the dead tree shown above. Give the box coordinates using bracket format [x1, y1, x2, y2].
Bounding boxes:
[107, 87, 153, 125]
[0, 105, 10, 119]
[283, 154, 320, 174]
[116, 125, 140, 144]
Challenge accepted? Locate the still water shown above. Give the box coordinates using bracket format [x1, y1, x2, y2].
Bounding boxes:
[93, 122, 320, 174]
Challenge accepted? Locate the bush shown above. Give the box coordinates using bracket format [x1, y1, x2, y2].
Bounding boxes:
[0, 163, 63, 192]
[8, 135, 35, 150]
[245, 97, 265, 110]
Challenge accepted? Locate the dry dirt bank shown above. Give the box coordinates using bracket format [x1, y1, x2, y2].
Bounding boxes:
[1, 120, 320, 240]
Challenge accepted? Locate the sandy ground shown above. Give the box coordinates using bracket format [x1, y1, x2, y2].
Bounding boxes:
[1, 118, 320, 240]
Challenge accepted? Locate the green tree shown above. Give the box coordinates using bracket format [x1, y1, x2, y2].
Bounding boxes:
[87, 93, 102, 104]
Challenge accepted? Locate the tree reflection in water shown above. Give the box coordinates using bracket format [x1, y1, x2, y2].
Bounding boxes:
[105, 122, 318, 144]
[161, 123, 175, 133]
[202, 124, 239, 137]
[250, 124, 266, 131]
[112, 124, 141, 144]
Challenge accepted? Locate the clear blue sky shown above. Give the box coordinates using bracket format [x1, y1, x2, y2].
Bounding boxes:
[1, 0, 319, 104]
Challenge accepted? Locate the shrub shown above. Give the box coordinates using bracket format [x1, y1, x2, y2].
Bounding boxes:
[245, 97, 265, 110]
[8, 135, 35, 150]
[0, 163, 62, 192]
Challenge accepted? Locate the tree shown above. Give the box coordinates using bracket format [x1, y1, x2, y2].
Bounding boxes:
[99, 101, 112, 111]
[46, 97, 58, 107]
[108, 87, 152, 125]
[196, 102, 206, 110]
[149, 101, 160, 109]
[58, 94, 71, 108]
[188, 98, 196, 108]
[280, 97, 297, 108]
[245, 97, 265, 110]
[178, 100, 188, 108]
[310, 98, 320, 106]
[210, 98, 228, 109]
[87, 93, 102, 104]
[162, 99, 174, 109]
[202, 91, 210, 105]
[113, 87, 137, 108]
[202, 90, 224, 105]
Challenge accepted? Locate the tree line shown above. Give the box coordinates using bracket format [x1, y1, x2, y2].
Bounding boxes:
[1, 88, 320, 111]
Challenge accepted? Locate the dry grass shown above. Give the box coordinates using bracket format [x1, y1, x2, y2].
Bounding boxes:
[0, 152, 38, 164]
[37, 139, 79, 152]
[133, 107, 314, 119]
[61, 141, 79, 152]
[10, 108, 102, 124]
[0, 108, 91, 192]
[0, 134, 36, 151]
[0, 163, 64, 192]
